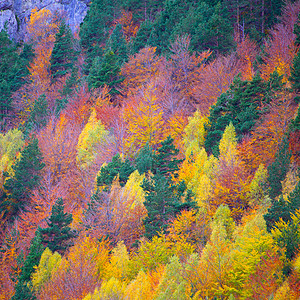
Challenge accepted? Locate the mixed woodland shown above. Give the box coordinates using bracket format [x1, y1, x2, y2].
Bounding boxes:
[1, 0, 300, 298]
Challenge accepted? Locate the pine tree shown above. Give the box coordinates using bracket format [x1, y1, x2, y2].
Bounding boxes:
[135, 142, 154, 175]
[39, 198, 77, 255]
[142, 172, 190, 239]
[132, 20, 153, 53]
[55, 66, 78, 116]
[107, 24, 128, 65]
[97, 154, 135, 189]
[205, 72, 283, 155]
[148, 0, 193, 54]
[0, 138, 44, 223]
[88, 51, 124, 95]
[135, 136, 183, 176]
[153, 136, 183, 176]
[50, 20, 77, 81]
[24, 94, 48, 134]
[12, 231, 44, 300]
[141, 137, 196, 239]
[79, 0, 116, 74]
[0, 30, 32, 126]
[267, 136, 291, 200]
[290, 13, 300, 102]
[201, 2, 235, 56]
[265, 180, 300, 232]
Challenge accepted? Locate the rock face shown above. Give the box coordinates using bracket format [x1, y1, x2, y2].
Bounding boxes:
[0, 0, 90, 41]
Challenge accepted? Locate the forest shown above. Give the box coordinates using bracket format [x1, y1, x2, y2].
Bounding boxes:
[1, 0, 300, 299]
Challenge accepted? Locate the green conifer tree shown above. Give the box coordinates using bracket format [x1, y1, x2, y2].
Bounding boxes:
[205, 72, 283, 155]
[79, 0, 116, 74]
[39, 198, 77, 255]
[24, 94, 48, 134]
[0, 30, 32, 126]
[264, 179, 300, 232]
[107, 24, 128, 65]
[142, 172, 195, 239]
[97, 154, 135, 189]
[132, 20, 153, 53]
[88, 51, 124, 95]
[55, 66, 79, 117]
[141, 137, 195, 239]
[12, 231, 44, 300]
[50, 20, 77, 81]
[153, 136, 183, 176]
[267, 136, 291, 200]
[135, 136, 183, 176]
[201, 2, 235, 56]
[135, 142, 154, 175]
[0, 138, 44, 223]
[290, 13, 300, 102]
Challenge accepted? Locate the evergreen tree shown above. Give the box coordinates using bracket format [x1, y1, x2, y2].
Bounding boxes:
[24, 94, 48, 134]
[264, 195, 291, 232]
[55, 66, 78, 116]
[50, 20, 77, 81]
[12, 231, 44, 300]
[97, 154, 135, 189]
[276, 221, 300, 263]
[0, 138, 44, 223]
[290, 13, 300, 102]
[201, 2, 235, 56]
[148, 0, 193, 54]
[135, 142, 154, 175]
[205, 72, 283, 155]
[267, 136, 291, 200]
[39, 198, 77, 255]
[152, 136, 183, 176]
[79, 0, 117, 74]
[223, 0, 286, 42]
[88, 51, 124, 95]
[141, 137, 195, 239]
[106, 24, 128, 65]
[132, 20, 153, 53]
[0, 30, 32, 126]
[265, 178, 300, 232]
[142, 172, 195, 239]
[121, 0, 163, 21]
[135, 136, 183, 176]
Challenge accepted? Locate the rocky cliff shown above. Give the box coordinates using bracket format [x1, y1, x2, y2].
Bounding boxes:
[0, 0, 90, 41]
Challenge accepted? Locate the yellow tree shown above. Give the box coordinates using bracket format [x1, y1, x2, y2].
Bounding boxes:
[196, 205, 236, 299]
[211, 123, 250, 220]
[155, 256, 188, 300]
[31, 248, 62, 293]
[83, 277, 126, 300]
[230, 213, 279, 299]
[130, 236, 172, 276]
[166, 209, 202, 260]
[39, 236, 110, 300]
[0, 129, 24, 188]
[123, 83, 164, 156]
[125, 269, 154, 300]
[247, 164, 269, 208]
[105, 241, 131, 284]
[183, 110, 208, 158]
[77, 108, 113, 171]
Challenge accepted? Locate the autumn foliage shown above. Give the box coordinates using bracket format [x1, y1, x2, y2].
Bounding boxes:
[1, 1, 300, 299]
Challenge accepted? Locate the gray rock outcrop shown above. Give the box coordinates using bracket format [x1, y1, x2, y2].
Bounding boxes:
[0, 0, 90, 41]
